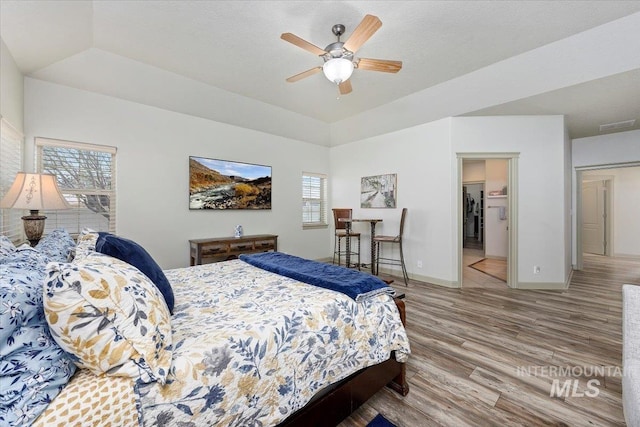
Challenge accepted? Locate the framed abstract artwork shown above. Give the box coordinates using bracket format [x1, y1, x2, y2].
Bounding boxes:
[360, 174, 397, 208]
[189, 156, 272, 210]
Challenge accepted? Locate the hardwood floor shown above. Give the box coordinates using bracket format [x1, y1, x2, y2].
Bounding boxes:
[339, 254, 640, 427]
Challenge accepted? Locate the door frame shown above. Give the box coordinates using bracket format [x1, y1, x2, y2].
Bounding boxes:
[457, 153, 519, 288]
[574, 161, 640, 269]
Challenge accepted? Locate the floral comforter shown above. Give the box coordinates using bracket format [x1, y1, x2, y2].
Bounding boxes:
[136, 259, 410, 426]
[34, 259, 410, 427]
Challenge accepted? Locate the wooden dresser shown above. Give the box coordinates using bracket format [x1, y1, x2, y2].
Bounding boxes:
[189, 234, 278, 266]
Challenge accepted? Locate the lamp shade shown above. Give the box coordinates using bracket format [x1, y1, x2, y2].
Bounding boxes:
[0, 172, 70, 211]
[322, 58, 354, 84]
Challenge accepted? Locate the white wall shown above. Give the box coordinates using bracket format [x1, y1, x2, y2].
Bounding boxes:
[564, 125, 572, 283]
[0, 38, 23, 133]
[573, 130, 640, 168]
[25, 78, 330, 269]
[330, 115, 570, 288]
[452, 116, 570, 286]
[583, 166, 640, 257]
[463, 161, 485, 182]
[571, 129, 640, 264]
[485, 159, 508, 196]
[484, 159, 508, 259]
[330, 118, 455, 286]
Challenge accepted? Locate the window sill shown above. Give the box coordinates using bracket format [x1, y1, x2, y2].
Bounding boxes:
[303, 223, 328, 230]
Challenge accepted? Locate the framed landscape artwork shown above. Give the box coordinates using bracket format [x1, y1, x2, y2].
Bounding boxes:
[189, 156, 272, 210]
[361, 174, 397, 208]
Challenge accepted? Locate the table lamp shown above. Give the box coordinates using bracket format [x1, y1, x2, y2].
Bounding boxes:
[0, 172, 70, 246]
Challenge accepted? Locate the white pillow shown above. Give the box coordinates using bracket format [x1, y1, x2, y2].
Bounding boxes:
[73, 228, 100, 261]
[44, 252, 172, 384]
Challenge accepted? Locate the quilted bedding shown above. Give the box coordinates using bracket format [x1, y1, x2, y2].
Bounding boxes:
[35, 259, 410, 426]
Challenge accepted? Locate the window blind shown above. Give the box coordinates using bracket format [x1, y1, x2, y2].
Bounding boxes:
[0, 119, 24, 242]
[302, 172, 327, 227]
[36, 138, 117, 235]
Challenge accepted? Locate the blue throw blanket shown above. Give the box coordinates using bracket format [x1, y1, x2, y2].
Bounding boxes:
[239, 252, 395, 302]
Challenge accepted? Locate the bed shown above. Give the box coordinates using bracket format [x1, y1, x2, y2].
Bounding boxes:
[1, 230, 410, 427]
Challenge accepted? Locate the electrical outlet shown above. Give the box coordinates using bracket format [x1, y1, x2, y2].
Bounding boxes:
[534, 266, 541, 274]
[417, 261, 423, 268]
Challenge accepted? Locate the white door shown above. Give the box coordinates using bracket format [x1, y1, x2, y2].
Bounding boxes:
[582, 180, 605, 255]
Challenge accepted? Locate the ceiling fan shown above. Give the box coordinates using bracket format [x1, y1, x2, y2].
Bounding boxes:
[281, 14, 402, 95]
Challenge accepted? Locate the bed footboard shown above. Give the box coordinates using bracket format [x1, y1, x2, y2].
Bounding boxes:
[388, 298, 409, 396]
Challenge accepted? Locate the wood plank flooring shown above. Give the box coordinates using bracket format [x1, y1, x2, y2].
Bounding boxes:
[339, 254, 640, 427]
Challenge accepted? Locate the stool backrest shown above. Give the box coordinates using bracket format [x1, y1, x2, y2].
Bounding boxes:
[398, 208, 408, 240]
[332, 208, 352, 230]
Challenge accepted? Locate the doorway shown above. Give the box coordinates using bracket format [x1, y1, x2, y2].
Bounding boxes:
[463, 182, 484, 250]
[576, 163, 640, 270]
[581, 178, 612, 256]
[574, 161, 640, 270]
[458, 153, 518, 288]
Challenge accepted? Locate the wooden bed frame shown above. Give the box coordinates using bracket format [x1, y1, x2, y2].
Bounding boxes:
[277, 298, 409, 427]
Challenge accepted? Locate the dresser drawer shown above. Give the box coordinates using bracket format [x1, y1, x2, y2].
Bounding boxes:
[254, 239, 276, 250]
[189, 234, 278, 266]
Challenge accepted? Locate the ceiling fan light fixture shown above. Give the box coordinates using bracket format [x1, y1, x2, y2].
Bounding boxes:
[322, 57, 354, 84]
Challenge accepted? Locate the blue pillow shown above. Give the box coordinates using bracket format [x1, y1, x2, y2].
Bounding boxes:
[0, 235, 16, 258]
[35, 229, 76, 262]
[95, 233, 174, 313]
[0, 249, 76, 427]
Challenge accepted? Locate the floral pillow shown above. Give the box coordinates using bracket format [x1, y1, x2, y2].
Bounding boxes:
[35, 229, 76, 263]
[0, 234, 16, 258]
[0, 246, 50, 269]
[43, 252, 172, 384]
[73, 228, 100, 261]
[0, 249, 76, 427]
[96, 233, 174, 314]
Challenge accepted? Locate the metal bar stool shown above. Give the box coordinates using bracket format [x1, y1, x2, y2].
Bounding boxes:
[332, 208, 361, 269]
[374, 208, 408, 285]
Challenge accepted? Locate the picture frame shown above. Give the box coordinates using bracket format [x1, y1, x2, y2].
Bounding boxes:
[360, 173, 397, 208]
[189, 156, 272, 210]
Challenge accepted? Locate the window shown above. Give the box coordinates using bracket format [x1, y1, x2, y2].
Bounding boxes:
[0, 119, 24, 242]
[36, 138, 117, 235]
[302, 172, 327, 228]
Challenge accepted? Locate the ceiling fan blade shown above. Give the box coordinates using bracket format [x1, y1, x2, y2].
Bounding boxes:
[343, 14, 382, 54]
[339, 79, 353, 95]
[286, 67, 322, 83]
[281, 33, 327, 56]
[356, 58, 402, 73]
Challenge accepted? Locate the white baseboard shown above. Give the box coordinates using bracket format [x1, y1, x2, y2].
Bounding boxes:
[377, 267, 460, 288]
[517, 281, 567, 290]
[318, 259, 459, 289]
[564, 268, 574, 290]
[316, 257, 571, 291]
[419, 276, 460, 288]
[614, 253, 640, 260]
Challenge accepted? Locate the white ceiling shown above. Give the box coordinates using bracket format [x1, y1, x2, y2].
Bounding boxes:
[1, 1, 640, 143]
